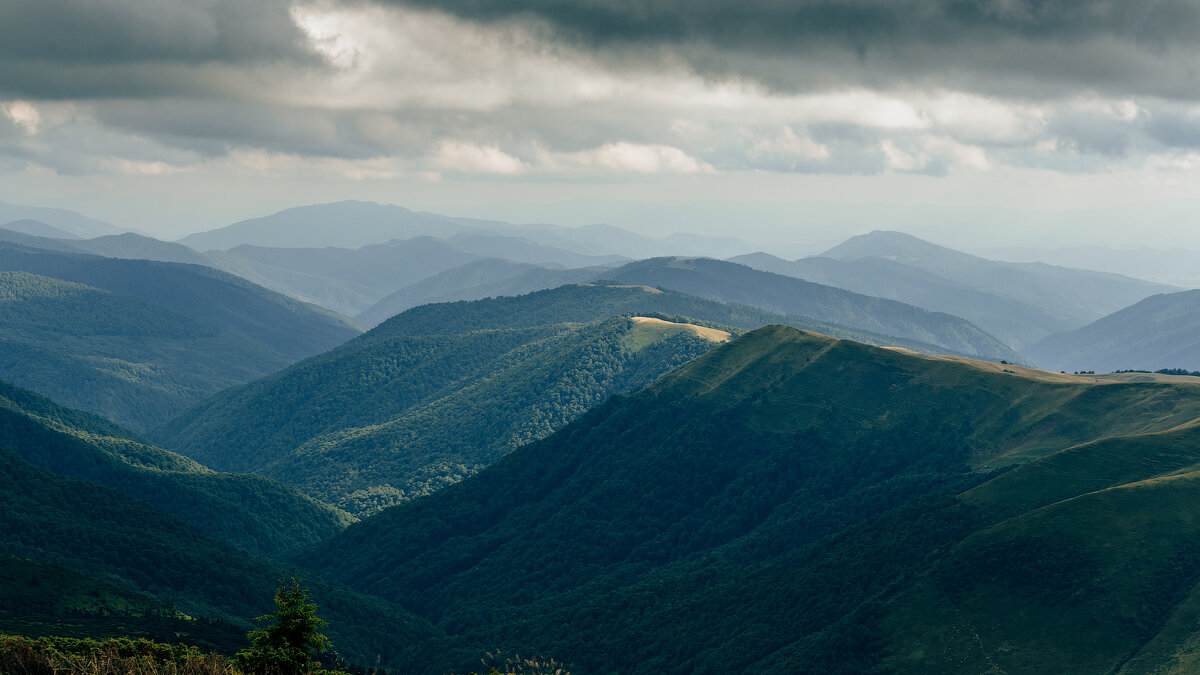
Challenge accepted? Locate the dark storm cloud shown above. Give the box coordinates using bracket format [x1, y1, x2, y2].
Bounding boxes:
[382, 0, 1200, 98]
[0, 0, 317, 98]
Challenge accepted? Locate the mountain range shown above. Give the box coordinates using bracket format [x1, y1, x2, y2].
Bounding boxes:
[299, 325, 1200, 674]
[155, 282, 985, 515]
[0, 244, 359, 430]
[8, 196, 1200, 674]
[1028, 289, 1200, 373]
[732, 230, 1175, 348]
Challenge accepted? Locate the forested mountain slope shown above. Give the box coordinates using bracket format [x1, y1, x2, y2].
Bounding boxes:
[1028, 289, 1200, 373]
[0, 379, 351, 557]
[0, 447, 440, 668]
[0, 246, 358, 430]
[156, 312, 727, 516]
[301, 326, 1200, 674]
[602, 257, 1021, 361]
[156, 283, 1010, 515]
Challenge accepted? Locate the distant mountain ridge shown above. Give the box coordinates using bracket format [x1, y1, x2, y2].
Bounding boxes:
[1027, 289, 1200, 373]
[0, 244, 359, 430]
[602, 256, 1022, 362]
[820, 230, 1172, 340]
[178, 200, 750, 259]
[0, 201, 125, 238]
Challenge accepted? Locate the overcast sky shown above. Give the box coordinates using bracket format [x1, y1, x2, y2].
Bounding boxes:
[3, 0, 1200, 251]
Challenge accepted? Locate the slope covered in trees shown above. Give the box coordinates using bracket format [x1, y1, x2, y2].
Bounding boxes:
[300, 326, 1200, 674]
[0, 246, 359, 430]
[155, 284, 1000, 515]
[0, 446, 439, 668]
[0, 379, 351, 557]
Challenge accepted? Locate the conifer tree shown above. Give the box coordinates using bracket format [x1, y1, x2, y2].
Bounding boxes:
[238, 577, 332, 675]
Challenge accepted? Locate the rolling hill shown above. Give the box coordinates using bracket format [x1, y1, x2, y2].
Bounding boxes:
[299, 325, 1200, 674]
[0, 445, 440, 667]
[0, 246, 359, 430]
[0, 378, 351, 557]
[602, 257, 1021, 361]
[155, 312, 728, 516]
[155, 283, 981, 516]
[1027, 289, 1200, 373]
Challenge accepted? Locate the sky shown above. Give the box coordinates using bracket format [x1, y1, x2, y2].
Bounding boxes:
[3, 0, 1200, 252]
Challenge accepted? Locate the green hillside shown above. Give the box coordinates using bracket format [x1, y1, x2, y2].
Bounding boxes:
[0, 378, 352, 557]
[0, 446, 440, 667]
[157, 313, 725, 516]
[602, 257, 1022, 361]
[298, 326, 1200, 674]
[0, 246, 359, 431]
[155, 284, 999, 516]
[0, 552, 247, 653]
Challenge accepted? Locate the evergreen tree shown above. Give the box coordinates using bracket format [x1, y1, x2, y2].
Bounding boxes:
[238, 577, 333, 675]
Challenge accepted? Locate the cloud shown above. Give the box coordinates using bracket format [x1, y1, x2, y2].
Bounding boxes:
[433, 140, 525, 175]
[544, 142, 715, 175]
[379, 0, 1200, 99]
[5, 0, 1200, 189]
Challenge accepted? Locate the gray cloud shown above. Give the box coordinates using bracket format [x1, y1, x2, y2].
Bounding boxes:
[381, 0, 1200, 99]
[0, 0, 318, 99]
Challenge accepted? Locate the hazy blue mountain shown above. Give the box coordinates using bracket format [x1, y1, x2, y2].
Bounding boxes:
[179, 200, 751, 260]
[822, 231, 1174, 330]
[603, 256, 1022, 361]
[1, 219, 80, 239]
[201, 238, 482, 315]
[496, 222, 754, 259]
[179, 200, 474, 250]
[0, 202, 124, 238]
[981, 244, 1200, 289]
[356, 259, 612, 326]
[0, 246, 359, 430]
[73, 232, 213, 266]
[447, 233, 627, 267]
[731, 251, 1075, 347]
[1027, 289, 1200, 373]
[0, 227, 83, 252]
[0, 378, 352, 557]
[301, 326, 1200, 674]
